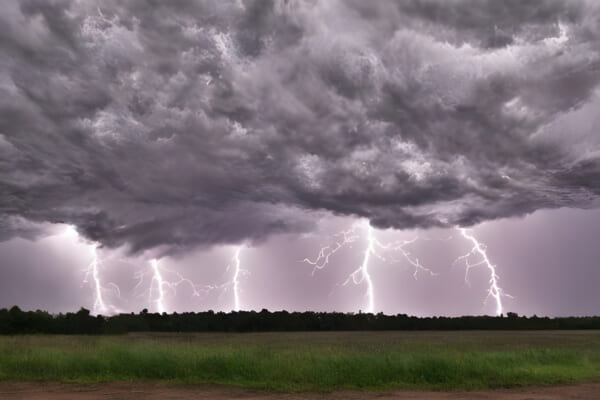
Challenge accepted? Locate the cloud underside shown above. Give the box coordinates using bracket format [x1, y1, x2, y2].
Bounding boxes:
[1, 0, 600, 253]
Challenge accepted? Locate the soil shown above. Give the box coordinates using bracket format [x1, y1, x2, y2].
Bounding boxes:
[1, 382, 599, 400]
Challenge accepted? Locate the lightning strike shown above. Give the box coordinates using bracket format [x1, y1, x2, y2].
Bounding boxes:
[134, 247, 249, 314]
[134, 258, 208, 314]
[150, 259, 166, 313]
[67, 220, 121, 315]
[302, 227, 359, 275]
[304, 220, 436, 313]
[83, 246, 109, 315]
[454, 227, 510, 316]
[391, 237, 438, 280]
[342, 223, 379, 313]
[82, 251, 121, 316]
[194, 246, 249, 311]
[231, 246, 244, 311]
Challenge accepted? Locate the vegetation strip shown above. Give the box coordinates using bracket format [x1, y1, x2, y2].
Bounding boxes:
[1, 331, 599, 391]
[3, 307, 600, 334]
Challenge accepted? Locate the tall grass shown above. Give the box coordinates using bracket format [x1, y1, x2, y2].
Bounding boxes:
[1, 332, 599, 391]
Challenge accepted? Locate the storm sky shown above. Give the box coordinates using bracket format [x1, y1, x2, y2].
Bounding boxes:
[1, 0, 600, 316]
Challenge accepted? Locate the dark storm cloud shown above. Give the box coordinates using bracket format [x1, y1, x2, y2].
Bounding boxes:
[1, 0, 600, 252]
[391, 0, 583, 48]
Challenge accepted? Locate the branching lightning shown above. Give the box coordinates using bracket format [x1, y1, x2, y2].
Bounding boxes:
[341, 223, 379, 313]
[83, 246, 108, 314]
[132, 246, 248, 313]
[454, 227, 511, 316]
[150, 259, 166, 313]
[390, 237, 438, 280]
[134, 258, 208, 314]
[70, 220, 512, 317]
[231, 246, 244, 311]
[302, 228, 359, 275]
[303, 220, 436, 313]
[82, 245, 120, 315]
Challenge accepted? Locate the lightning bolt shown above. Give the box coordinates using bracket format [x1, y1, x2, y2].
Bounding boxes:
[454, 227, 511, 316]
[59, 225, 122, 315]
[133, 247, 249, 314]
[133, 258, 209, 314]
[230, 246, 246, 311]
[302, 227, 359, 275]
[179, 245, 248, 312]
[304, 220, 436, 313]
[82, 245, 120, 315]
[391, 237, 438, 280]
[150, 259, 166, 313]
[84, 246, 108, 314]
[342, 222, 379, 313]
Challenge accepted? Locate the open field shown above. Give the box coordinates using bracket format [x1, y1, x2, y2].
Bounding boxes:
[1, 331, 599, 392]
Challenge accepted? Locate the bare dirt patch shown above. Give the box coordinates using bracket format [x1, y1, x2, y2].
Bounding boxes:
[1, 382, 600, 400]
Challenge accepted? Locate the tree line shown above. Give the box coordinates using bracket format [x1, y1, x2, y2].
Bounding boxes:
[1, 306, 600, 334]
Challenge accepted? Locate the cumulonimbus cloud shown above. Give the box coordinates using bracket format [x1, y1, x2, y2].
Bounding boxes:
[1, 0, 600, 253]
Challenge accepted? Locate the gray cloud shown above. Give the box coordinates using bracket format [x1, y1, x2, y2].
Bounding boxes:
[1, 0, 600, 253]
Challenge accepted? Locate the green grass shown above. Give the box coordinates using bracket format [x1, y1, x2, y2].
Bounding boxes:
[1, 331, 599, 391]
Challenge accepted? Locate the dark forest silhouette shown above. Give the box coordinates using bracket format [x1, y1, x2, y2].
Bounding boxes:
[2, 306, 600, 334]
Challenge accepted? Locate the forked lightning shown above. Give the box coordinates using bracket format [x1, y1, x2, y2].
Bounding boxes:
[454, 227, 511, 316]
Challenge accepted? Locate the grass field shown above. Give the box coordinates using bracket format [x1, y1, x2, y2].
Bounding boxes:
[1, 331, 599, 392]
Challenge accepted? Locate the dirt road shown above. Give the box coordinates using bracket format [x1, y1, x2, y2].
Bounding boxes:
[1, 382, 599, 400]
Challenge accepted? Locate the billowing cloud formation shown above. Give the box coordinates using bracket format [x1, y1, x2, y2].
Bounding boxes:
[1, 0, 600, 253]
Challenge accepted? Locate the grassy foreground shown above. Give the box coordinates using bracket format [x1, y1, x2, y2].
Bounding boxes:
[1, 331, 599, 391]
